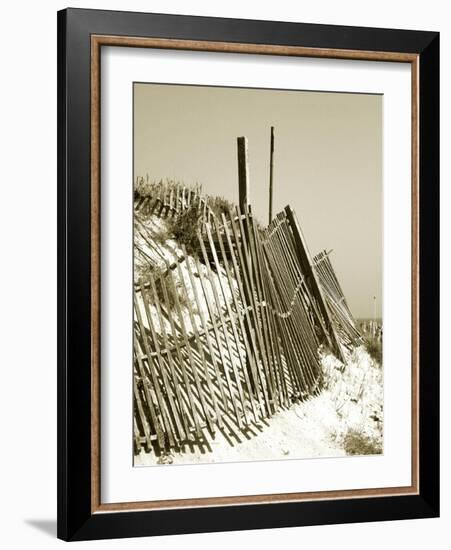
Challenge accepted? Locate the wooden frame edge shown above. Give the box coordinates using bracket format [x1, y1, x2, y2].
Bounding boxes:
[90, 34, 420, 515]
[91, 34, 418, 62]
[411, 55, 420, 497]
[91, 34, 101, 513]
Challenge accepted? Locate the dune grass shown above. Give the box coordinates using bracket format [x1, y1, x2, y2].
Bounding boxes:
[343, 429, 382, 456]
[365, 336, 382, 365]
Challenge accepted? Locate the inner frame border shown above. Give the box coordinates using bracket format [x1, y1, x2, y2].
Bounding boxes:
[90, 35, 419, 514]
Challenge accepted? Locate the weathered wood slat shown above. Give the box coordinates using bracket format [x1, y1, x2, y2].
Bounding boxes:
[133, 332, 166, 450]
[134, 377, 153, 450]
[183, 250, 228, 413]
[193, 254, 243, 427]
[165, 267, 216, 434]
[245, 207, 277, 410]
[134, 293, 176, 447]
[209, 219, 260, 423]
[252, 215, 287, 408]
[174, 259, 222, 431]
[237, 206, 275, 406]
[141, 282, 184, 441]
[229, 208, 272, 417]
[159, 275, 202, 437]
[221, 212, 266, 415]
[146, 276, 189, 439]
[138, 284, 181, 445]
[285, 206, 345, 362]
[262, 232, 314, 394]
[198, 231, 249, 427]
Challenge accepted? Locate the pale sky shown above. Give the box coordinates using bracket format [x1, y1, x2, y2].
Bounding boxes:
[134, 83, 382, 319]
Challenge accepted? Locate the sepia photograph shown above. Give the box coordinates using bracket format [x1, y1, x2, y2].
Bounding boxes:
[132, 82, 383, 467]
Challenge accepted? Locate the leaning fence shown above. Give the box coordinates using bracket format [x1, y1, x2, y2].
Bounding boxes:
[133, 193, 361, 455]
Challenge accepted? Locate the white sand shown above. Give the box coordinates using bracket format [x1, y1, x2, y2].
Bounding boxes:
[135, 347, 382, 467]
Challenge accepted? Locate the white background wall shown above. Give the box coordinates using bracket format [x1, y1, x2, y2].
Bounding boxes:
[0, 0, 448, 547]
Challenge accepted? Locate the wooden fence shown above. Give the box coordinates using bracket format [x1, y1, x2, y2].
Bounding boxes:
[133, 199, 361, 455]
[313, 250, 362, 350]
[134, 179, 217, 228]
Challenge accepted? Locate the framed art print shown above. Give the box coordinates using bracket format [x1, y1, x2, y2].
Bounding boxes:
[57, 8, 439, 541]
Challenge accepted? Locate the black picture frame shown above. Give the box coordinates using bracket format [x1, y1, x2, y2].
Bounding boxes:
[57, 7, 439, 542]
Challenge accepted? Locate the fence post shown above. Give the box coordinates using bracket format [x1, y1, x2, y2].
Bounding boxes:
[237, 136, 249, 212]
[285, 205, 345, 362]
[269, 126, 274, 224]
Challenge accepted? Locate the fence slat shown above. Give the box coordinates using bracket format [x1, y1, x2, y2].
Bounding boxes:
[208, 220, 260, 423]
[134, 337, 164, 446]
[198, 231, 250, 427]
[229, 208, 272, 417]
[220, 213, 264, 412]
[193, 254, 243, 428]
[183, 250, 228, 412]
[159, 275, 202, 438]
[146, 276, 189, 439]
[135, 288, 176, 447]
[174, 259, 223, 430]
[165, 267, 215, 434]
